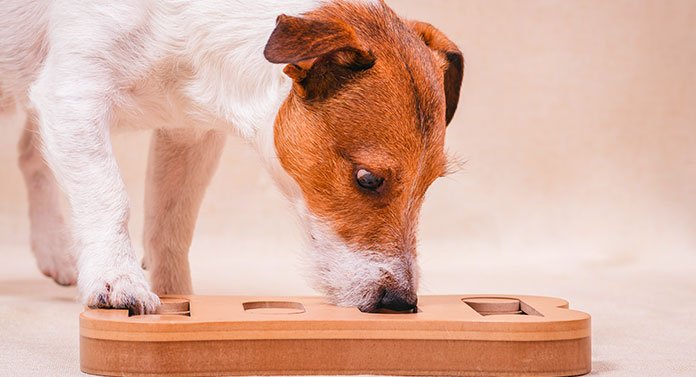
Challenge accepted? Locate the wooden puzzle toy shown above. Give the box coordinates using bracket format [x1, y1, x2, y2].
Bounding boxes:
[80, 295, 591, 376]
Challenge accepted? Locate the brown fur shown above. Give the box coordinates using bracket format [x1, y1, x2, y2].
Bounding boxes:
[267, 0, 463, 304]
[407, 20, 465, 125]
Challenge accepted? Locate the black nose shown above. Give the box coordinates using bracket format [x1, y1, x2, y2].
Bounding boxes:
[377, 290, 418, 312]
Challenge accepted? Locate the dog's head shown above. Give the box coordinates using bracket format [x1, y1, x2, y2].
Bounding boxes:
[264, 1, 463, 312]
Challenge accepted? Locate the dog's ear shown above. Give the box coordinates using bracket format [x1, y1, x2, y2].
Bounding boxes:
[264, 14, 375, 100]
[408, 21, 464, 125]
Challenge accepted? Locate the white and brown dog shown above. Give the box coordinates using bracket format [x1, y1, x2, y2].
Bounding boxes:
[0, 0, 463, 313]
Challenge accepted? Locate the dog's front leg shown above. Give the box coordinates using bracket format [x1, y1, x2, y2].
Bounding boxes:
[30, 65, 159, 314]
[18, 111, 76, 286]
[143, 129, 226, 295]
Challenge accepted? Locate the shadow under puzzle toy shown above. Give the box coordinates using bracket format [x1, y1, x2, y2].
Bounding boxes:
[80, 295, 591, 376]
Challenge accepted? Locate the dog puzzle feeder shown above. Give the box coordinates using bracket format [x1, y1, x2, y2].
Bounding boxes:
[80, 295, 591, 376]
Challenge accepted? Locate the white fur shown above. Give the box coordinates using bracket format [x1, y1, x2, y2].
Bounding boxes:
[298, 203, 419, 310]
[0, 0, 402, 312]
[17, 109, 76, 286]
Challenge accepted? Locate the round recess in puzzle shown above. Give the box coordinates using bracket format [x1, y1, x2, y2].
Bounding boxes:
[243, 301, 306, 315]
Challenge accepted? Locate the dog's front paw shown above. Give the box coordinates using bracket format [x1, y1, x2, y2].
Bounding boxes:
[82, 266, 160, 314]
[36, 248, 77, 287]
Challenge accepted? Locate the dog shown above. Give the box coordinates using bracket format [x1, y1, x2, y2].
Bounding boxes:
[0, 0, 463, 313]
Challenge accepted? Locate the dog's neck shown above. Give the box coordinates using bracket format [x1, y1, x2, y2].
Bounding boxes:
[169, 0, 379, 198]
[174, 0, 378, 133]
[165, 0, 320, 199]
[170, 0, 319, 137]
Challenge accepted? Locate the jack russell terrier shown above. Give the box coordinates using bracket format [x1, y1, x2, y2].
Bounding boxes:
[0, 0, 463, 313]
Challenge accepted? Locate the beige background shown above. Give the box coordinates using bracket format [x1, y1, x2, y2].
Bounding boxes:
[1, 1, 695, 376]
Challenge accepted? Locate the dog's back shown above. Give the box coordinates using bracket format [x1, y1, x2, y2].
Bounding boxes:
[0, 1, 50, 106]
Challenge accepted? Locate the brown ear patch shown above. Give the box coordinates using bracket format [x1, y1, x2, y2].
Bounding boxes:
[408, 21, 464, 125]
[264, 14, 363, 64]
[264, 14, 376, 101]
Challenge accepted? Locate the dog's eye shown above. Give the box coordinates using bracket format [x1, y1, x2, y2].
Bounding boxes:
[355, 168, 384, 191]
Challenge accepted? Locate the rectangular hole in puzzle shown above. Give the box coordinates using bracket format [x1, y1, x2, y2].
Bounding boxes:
[462, 297, 542, 317]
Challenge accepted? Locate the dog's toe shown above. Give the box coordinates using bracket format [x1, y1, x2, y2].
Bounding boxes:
[85, 273, 160, 315]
